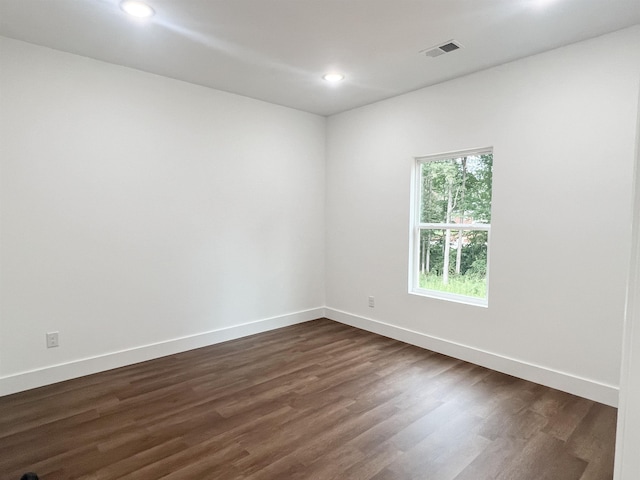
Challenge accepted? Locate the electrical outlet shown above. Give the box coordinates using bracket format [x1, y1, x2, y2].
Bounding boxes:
[368, 296, 375, 308]
[46, 332, 59, 348]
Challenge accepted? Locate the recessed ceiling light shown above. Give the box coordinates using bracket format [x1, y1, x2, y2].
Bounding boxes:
[120, 1, 155, 18]
[323, 73, 345, 83]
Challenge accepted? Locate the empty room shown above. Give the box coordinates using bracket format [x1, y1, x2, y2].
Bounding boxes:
[1, 1, 640, 479]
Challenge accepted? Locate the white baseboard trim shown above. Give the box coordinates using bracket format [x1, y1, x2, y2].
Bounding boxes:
[325, 307, 619, 407]
[2, 306, 619, 406]
[0, 307, 325, 397]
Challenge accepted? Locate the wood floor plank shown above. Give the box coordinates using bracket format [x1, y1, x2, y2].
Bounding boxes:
[496, 431, 588, 480]
[0, 318, 617, 479]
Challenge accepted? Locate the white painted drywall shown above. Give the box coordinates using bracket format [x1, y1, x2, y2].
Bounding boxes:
[325, 27, 640, 402]
[0, 37, 326, 387]
[614, 79, 640, 479]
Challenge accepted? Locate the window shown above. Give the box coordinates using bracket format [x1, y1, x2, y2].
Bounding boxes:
[410, 148, 493, 306]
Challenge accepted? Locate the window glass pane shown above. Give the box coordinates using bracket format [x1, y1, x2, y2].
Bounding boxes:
[419, 153, 493, 225]
[418, 228, 488, 299]
[419, 162, 450, 224]
[463, 154, 493, 224]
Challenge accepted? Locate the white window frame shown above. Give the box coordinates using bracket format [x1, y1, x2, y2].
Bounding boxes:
[409, 147, 493, 307]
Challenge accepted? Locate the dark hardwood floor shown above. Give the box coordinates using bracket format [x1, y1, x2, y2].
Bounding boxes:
[0, 318, 616, 479]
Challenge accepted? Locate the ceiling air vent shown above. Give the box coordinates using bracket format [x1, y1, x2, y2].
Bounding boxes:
[421, 40, 463, 58]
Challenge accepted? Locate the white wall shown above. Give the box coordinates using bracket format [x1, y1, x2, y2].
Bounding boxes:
[325, 27, 640, 406]
[0, 37, 326, 394]
[2, 28, 640, 406]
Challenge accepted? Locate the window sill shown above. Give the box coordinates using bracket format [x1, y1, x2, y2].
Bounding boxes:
[409, 288, 488, 308]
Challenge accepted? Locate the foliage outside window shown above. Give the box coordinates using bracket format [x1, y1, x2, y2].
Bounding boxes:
[410, 148, 493, 306]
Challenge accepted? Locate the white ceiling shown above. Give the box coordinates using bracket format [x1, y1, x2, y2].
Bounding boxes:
[1, 0, 639, 116]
